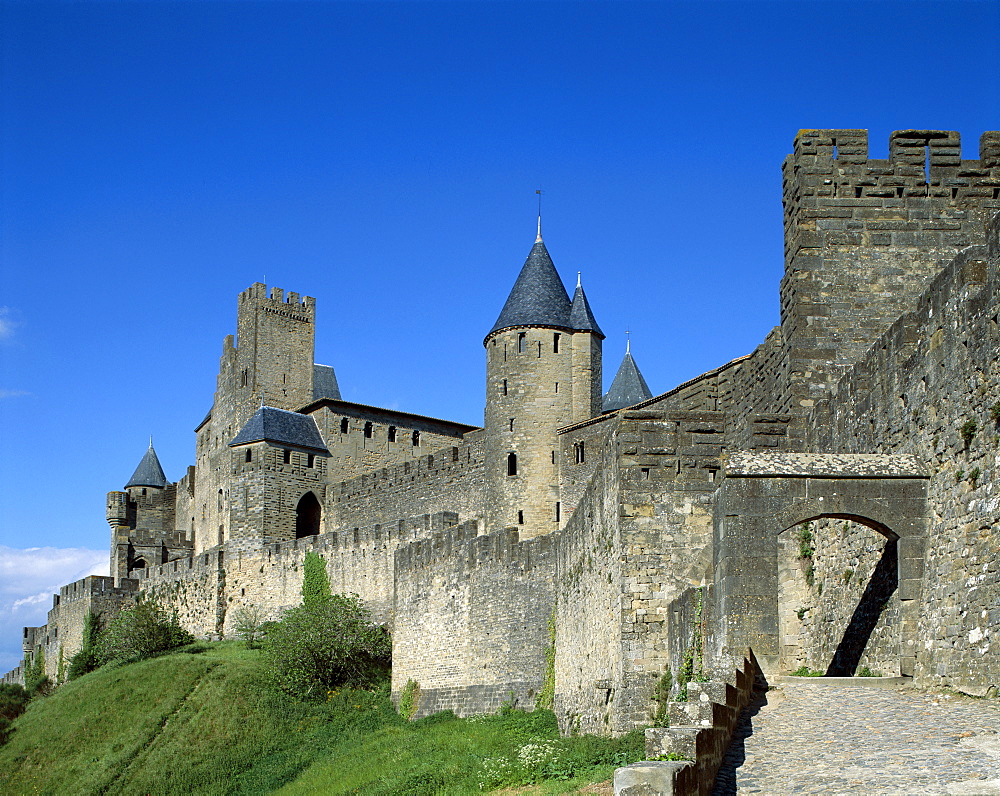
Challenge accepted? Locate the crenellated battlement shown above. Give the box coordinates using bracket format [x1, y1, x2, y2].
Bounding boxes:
[238, 282, 316, 315]
[394, 525, 555, 576]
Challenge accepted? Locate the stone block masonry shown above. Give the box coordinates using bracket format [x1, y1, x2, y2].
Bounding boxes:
[391, 526, 556, 718]
[9, 130, 1000, 741]
[780, 130, 1000, 409]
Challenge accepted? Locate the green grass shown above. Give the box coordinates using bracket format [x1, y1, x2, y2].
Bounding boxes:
[0, 642, 643, 795]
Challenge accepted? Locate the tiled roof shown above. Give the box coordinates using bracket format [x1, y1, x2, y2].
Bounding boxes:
[313, 364, 341, 401]
[569, 283, 604, 337]
[488, 239, 572, 337]
[125, 444, 169, 489]
[602, 351, 653, 412]
[229, 406, 330, 453]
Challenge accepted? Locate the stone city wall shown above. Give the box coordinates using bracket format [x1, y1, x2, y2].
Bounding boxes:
[391, 525, 556, 718]
[308, 402, 472, 484]
[811, 218, 1000, 694]
[9, 576, 139, 685]
[328, 433, 486, 530]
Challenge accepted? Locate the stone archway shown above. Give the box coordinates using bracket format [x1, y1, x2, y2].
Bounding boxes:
[712, 453, 928, 679]
[295, 491, 322, 538]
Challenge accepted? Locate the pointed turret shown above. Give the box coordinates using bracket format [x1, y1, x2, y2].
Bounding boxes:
[568, 273, 604, 337]
[487, 231, 572, 339]
[602, 342, 653, 412]
[125, 442, 168, 489]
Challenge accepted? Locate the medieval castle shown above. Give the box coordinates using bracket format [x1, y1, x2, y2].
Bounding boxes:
[7, 129, 1000, 740]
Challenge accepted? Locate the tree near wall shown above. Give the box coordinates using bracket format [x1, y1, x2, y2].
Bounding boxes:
[301, 551, 332, 607]
[263, 593, 390, 699]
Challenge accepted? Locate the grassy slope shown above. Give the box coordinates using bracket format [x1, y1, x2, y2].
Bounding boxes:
[0, 643, 641, 795]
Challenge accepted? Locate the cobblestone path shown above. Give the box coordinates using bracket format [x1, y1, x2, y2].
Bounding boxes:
[712, 683, 1000, 795]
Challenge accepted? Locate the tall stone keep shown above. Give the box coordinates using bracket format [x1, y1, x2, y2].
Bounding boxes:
[483, 223, 603, 537]
[778, 129, 1000, 410]
[192, 283, 318, 552]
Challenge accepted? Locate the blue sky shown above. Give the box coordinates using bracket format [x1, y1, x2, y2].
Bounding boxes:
[0, 0, 997, 670]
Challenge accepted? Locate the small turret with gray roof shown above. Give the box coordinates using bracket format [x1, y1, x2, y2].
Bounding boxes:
[602, 341, 653, 412]
[125, 442, 169, 489]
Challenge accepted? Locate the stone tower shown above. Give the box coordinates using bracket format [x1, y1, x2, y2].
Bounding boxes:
[107, 442, 190, 579]
[192, 284, 318, 552]
[483, 222, 604, 537]
[778, 129, 1000, 411]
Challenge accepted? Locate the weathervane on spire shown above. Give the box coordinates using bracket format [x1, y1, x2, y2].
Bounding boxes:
[577, 271, 582, 288]
[626, 328, 631, 354]
[536, 189, 543, 242]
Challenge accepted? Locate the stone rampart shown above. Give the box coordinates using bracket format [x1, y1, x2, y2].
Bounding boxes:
[810, 214, 1000, 694]
[329, 434, 486, 530]
[391, 525, 556, 718]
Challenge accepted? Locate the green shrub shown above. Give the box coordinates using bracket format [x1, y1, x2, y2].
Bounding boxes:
[68, 611, 102, 680]
[652, 666, 672, 725]
[232, 605, 266, 649]
[0, 683, 30, 745]
[790, 665, 824, 677]
[960, 419, 978, 446]
[95, 598, 194, 667]
[301, 551, 332, 608]
[398, 679, 420, 720]
[263, 593, 390, 699]
[24, 649, 51, 697]
[969, 467, 981, 488]
[991, 403, 1000, 423]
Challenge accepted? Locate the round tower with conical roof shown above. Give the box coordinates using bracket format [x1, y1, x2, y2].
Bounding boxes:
[483, 222, 603, 537]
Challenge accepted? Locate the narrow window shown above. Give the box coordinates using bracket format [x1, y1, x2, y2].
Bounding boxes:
[575, 441, 585, 464]
[555, 502, 561, 522]
[554, 382, 559, 393]
[412, 430, 420, 446]
[551, 450, 555, 464]
[217, 489, 223, 511]
[832, 138, 838, 160]
[241, 369, 248, 387]
[518, 332, 526, 353]
[537, 341, 542, 358]
[388, 425, 397, 442]
[246, 449, 253, 463]
[307, 453, 315, 468]
[553, 333, 560, 353]
[141, 488, 147, 496]
[364, 421, 373, 438]
[502, 379, 507, 395]
[507, 452, 518, 476]
[509, 418, 515, 432]
[340, 418, 349, 434]
[517, 510, 524, 525]
[504, 344, 508, 362]
[283, 449, 291, 464]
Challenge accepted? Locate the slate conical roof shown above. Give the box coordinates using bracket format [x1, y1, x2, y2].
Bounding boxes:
[125, 443, 169, 489]
[602, 347, 653, 412]
[229, 406, 329, 453]
[569, 281, 604, 338]
[488, 236, 572, 338]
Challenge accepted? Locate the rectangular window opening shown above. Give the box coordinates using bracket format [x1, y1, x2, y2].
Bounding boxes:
[517, 510, 524, 525]
[555, 502, 561, 522]
[553, 333, 560, 353]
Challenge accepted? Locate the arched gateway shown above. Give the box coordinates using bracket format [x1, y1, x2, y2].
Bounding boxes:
[712, 453, 929, 679]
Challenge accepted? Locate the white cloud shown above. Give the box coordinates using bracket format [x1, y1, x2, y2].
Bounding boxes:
[0, 389, 29, 399]
[0, 546, 109, 673]
[0, 307, 15, 341]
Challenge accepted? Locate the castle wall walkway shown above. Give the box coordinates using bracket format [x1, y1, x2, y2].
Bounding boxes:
[712, 681, 1000, 795]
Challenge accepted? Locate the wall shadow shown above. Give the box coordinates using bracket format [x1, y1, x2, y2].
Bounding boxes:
[825, 538, 898, 676]
[711, 687, 768, 796]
